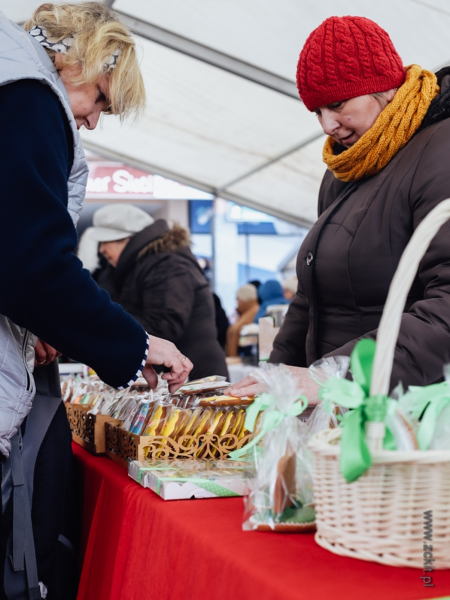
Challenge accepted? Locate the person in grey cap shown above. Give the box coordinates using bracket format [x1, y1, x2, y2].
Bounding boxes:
[91, 204, 228, 380]
[91, 203, 155, 268]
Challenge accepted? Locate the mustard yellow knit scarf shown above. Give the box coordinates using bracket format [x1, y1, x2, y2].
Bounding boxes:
[323, 65, 439, 182]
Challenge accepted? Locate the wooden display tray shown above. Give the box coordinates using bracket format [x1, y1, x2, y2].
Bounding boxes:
[65, 403, 121, 455]
[105, 422, 151, 469]
[105, 422, 252, 469]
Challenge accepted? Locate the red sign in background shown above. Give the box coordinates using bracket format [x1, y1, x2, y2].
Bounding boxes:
[86, 163, 155, 198]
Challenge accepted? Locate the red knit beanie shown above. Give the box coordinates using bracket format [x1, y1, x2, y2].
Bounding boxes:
[297, 16, 405, 111]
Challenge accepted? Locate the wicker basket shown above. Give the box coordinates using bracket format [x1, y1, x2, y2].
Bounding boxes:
[310, 199, 450, 569]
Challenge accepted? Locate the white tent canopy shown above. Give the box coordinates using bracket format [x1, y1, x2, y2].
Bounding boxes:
[4, 0, 450, 225]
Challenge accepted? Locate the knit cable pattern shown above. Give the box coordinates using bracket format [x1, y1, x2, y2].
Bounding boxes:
[322, 65, 439, 182]
[297, 16, 405, 111]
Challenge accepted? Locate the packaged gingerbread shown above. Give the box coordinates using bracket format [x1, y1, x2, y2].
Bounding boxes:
[230, 365, 315, 532]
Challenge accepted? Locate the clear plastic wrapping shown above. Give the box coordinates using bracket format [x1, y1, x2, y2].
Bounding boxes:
[308, 356, 350, 385]
[129, 459, 256, 500]
[60, 375, 75, 402]
[61, 371, 259, 452]
[242, 365, 316, 532]
[307, 356, 349, 436]
[308, 356, 419, 450]
[385, 402, 419, 451]
[398, 364, 450, 451]
[428, 365, 450, 450]
[429, 404, 450, 450]
[129, 398, 155, 435]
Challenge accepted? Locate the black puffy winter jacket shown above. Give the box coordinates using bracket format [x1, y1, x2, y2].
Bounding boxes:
[106, 219, 228, 380]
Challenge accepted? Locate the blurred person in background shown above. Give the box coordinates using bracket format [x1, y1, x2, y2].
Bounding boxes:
[226, 284, 259, 357]
[91, 204, 228, 380]
[248, 279, 262, 304]
[231, 15, 450, 400]
[253, 280, 289, 323]
[75, 226, 100, 273]
[282, 277, 298, 301]
[197, 257, 229, 351]
[0, 4, 192, 599]
[212, 293, 229, 351]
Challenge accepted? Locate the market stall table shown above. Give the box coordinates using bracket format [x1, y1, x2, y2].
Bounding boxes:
[73, 444, 450, 600]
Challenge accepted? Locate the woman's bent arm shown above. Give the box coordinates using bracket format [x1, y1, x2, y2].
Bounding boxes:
[0, 80, 147, 388]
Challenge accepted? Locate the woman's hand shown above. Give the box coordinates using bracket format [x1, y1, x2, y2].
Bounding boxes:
[228, 375, 268, 398]
[143, 335, 193, 393]
[229, 365, 321, 405]
[34, 339, 61, 367]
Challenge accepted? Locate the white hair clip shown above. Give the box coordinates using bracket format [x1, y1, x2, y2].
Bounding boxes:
[29, 25, 120, 69]
[103, 49, 120, 69]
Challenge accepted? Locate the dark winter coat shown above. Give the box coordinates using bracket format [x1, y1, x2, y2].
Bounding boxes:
[0, 81, 147, 392]
[110, 220, 228, 380]
[270, 72, 450, 391]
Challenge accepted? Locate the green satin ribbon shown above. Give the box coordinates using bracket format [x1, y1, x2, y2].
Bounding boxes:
[319, 339, 389, 483]
[228, 392, 308, 459]
[401, 382, 450, 450]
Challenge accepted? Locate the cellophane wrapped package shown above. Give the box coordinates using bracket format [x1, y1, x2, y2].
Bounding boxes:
[238, 365, 316, 532]
[129, 459, 255, 500]
[397, 364, 450, 451]
[309, 354, 419, 452]
[307, 356, 350, 435]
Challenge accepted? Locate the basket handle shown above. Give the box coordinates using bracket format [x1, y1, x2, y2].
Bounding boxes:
[371, 198, 450, 396]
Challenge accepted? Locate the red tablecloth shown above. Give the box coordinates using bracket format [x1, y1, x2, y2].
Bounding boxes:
[73, 444, 450, 600]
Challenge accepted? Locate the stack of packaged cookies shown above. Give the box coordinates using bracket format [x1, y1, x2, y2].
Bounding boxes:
[129, 459, 255, 500]
[61, 372, 257, 460]
[61, 373, 114, 408]
[139, 378, 254, 452]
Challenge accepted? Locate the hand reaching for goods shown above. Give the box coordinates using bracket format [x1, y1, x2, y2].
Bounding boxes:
[34, 339, 61, 368]
[229, 365, 321, 404]
[143, 335, 193, 393]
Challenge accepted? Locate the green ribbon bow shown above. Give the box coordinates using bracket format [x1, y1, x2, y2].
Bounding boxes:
[400, 381, 450, 450]
[319, 339, 390, 483]
[228, 392, 307, 460]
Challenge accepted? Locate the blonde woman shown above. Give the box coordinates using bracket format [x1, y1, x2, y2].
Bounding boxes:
[0, 4, 192, 598]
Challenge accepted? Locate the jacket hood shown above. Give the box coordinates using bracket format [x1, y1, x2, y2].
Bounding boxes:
[417, 67, 450, 133]
[114, 219, 191, 281]
[259, 280, 285, 302]
[138, 223, 190, 258]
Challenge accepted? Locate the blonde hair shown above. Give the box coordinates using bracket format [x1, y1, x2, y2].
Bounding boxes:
[24, 2, 145, 118]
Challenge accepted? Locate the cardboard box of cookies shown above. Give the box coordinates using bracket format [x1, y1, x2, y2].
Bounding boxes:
[129, 460, 253, 500]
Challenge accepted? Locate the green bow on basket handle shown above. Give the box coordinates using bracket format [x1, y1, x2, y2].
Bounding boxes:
[319, 339, 392, 483]
[228, 393, 308, 460]
[400, 381, 450, 450]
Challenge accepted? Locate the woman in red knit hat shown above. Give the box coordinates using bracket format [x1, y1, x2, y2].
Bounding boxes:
[230, 15, 450, 399]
